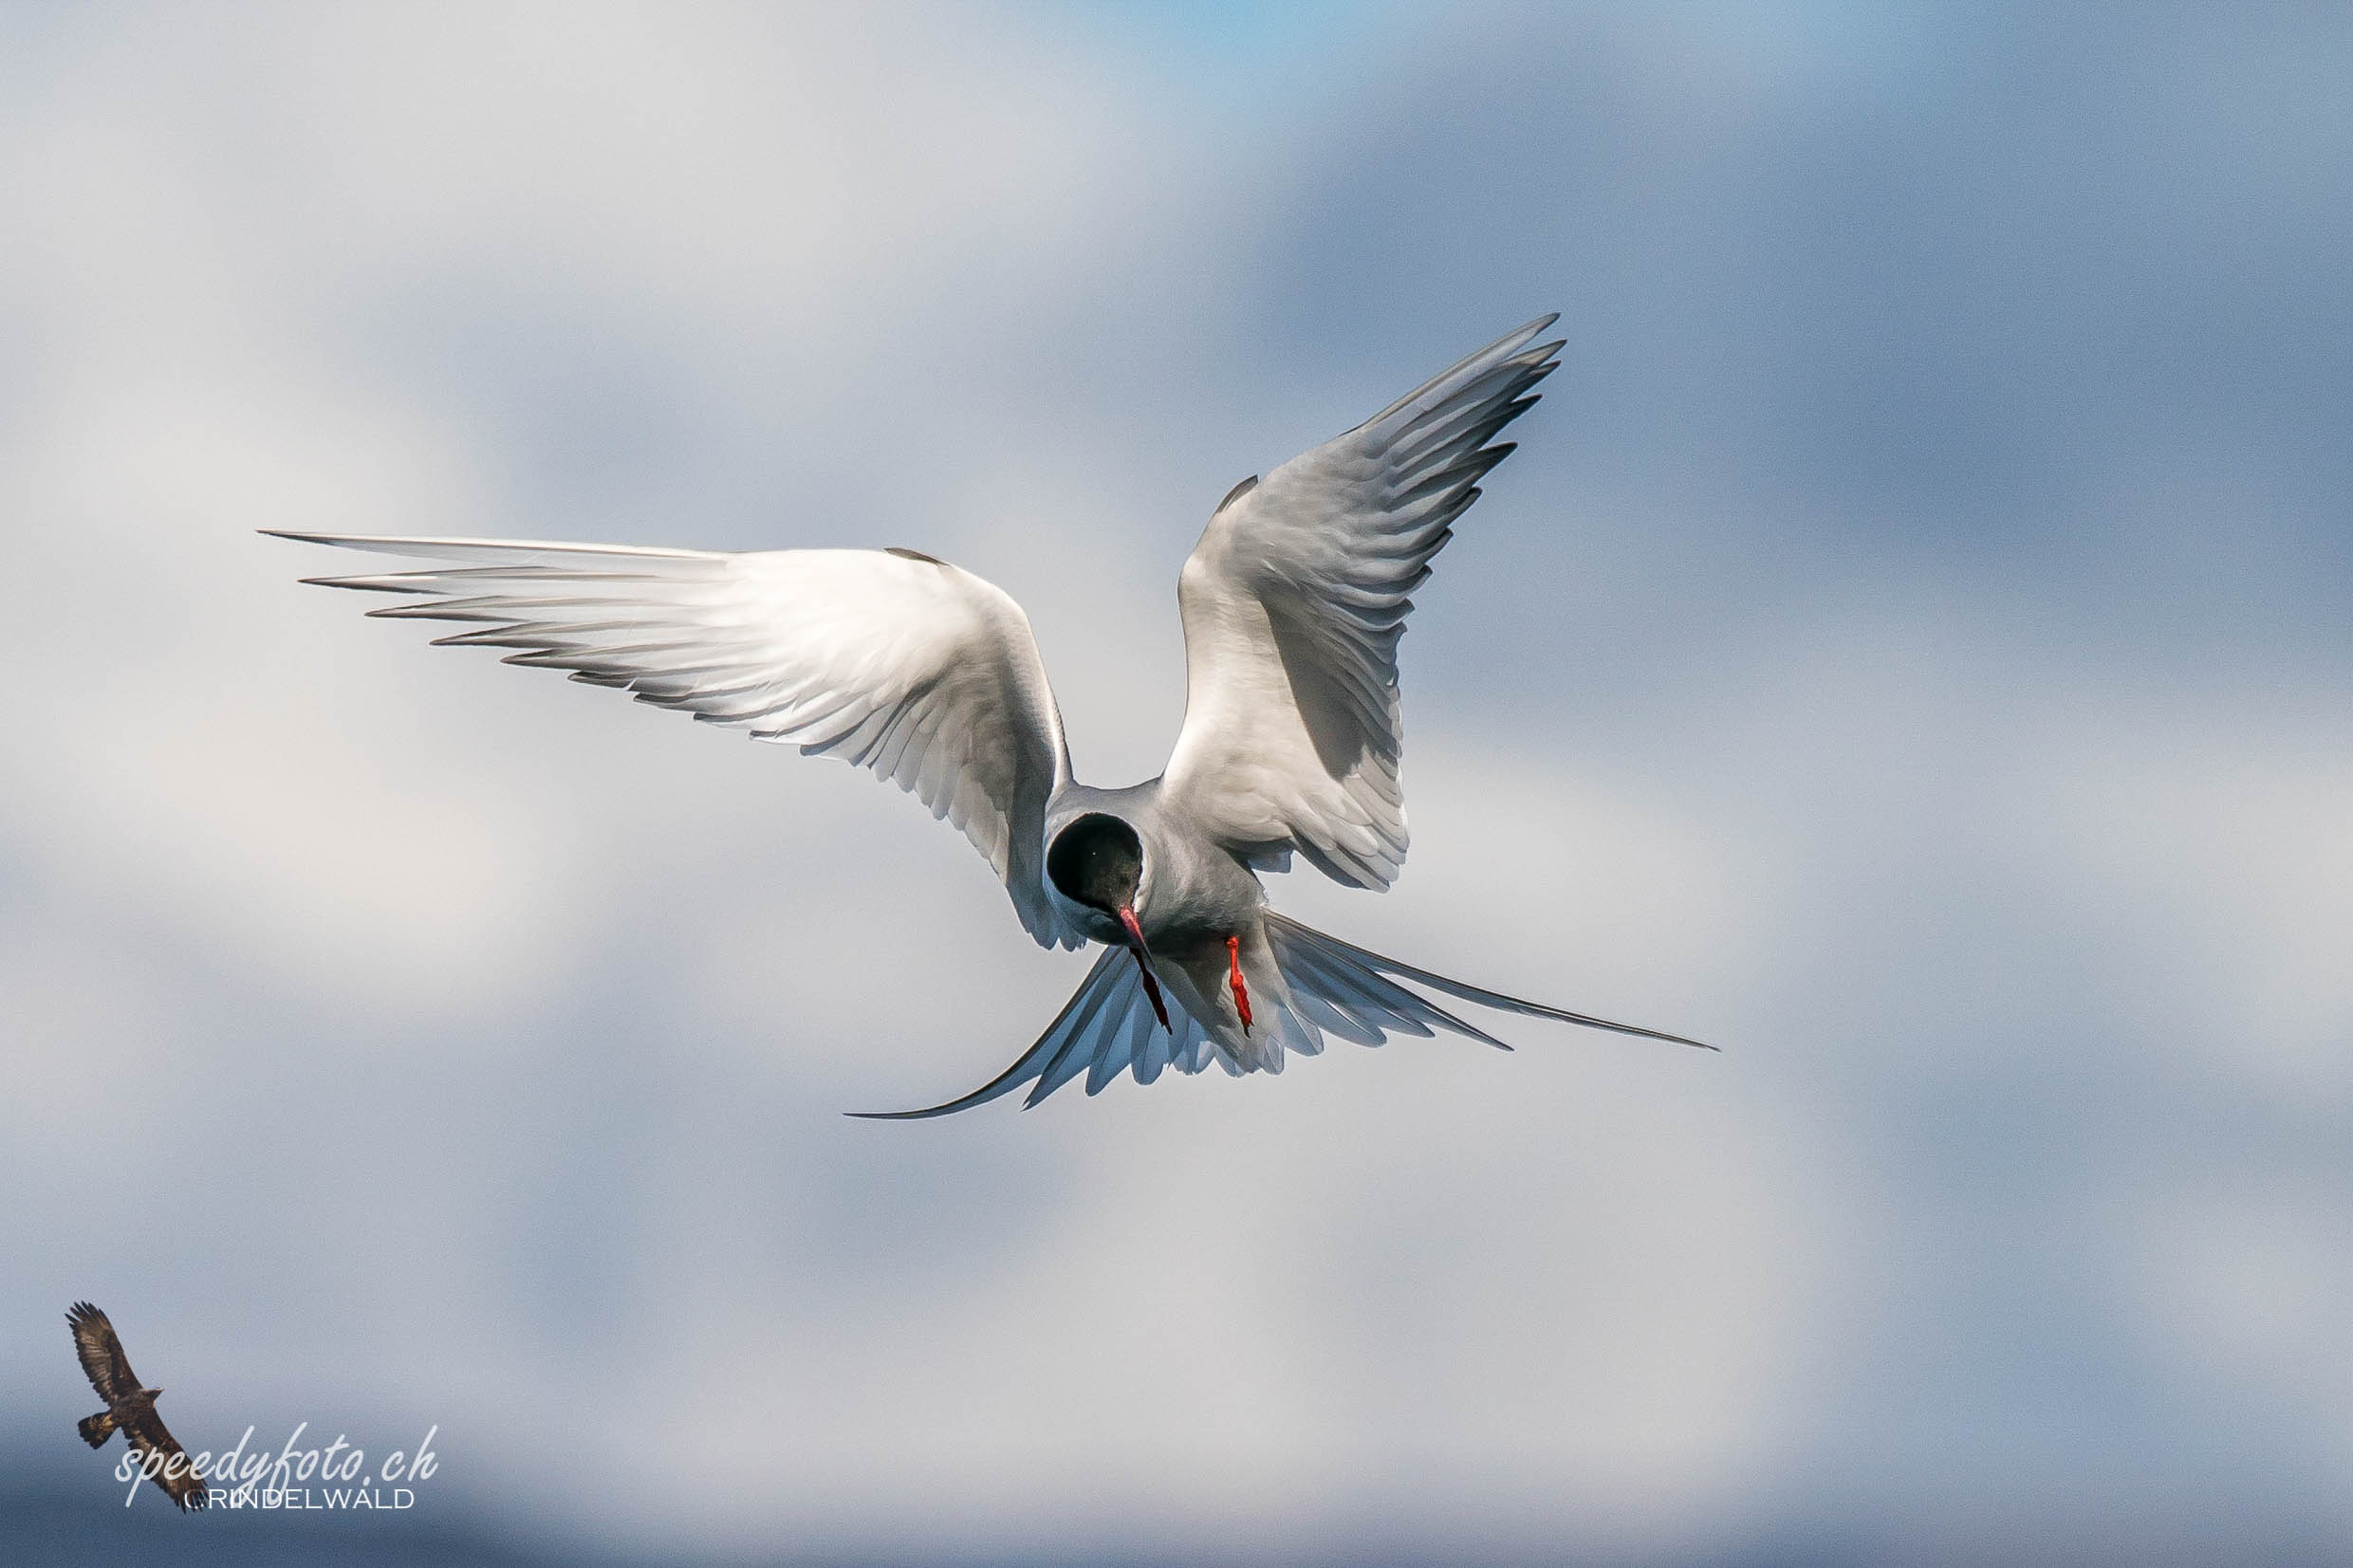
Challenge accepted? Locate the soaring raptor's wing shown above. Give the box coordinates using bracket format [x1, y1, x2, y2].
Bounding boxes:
[67, 1301, 137, 1407]
[1159, 317, 1563, 888]
[120, 1407, 207, 1511]
[271, 534, 1078, 948]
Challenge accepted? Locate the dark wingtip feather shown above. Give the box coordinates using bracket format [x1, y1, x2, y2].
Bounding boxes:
[844, 1075, 1039, 1120]
[846, 1064, 1047, 1120]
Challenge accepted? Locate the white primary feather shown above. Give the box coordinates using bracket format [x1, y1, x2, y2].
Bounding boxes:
[268, 533, 1077, 948]
[1161, 315, 1564, 888]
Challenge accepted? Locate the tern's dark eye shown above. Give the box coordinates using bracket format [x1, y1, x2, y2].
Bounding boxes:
[1047, 814, 1143, 912]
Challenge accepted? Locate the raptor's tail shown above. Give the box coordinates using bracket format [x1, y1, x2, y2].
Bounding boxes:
[78, 1411, 114, 1448]
[854, 913, 1711, 1119]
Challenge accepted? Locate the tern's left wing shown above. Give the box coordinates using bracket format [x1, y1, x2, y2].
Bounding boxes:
[271, 533, 1077, 948]
[1160, 316, 1563, 889]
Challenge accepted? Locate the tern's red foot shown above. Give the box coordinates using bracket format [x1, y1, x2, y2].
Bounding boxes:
[1225, 934, 1253, 1034]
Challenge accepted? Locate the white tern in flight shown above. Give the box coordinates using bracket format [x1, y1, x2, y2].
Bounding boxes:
[271, 316, 1712, 1116]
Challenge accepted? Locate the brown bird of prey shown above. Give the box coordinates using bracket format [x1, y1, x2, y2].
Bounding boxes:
[68, 1301, 207, 1510]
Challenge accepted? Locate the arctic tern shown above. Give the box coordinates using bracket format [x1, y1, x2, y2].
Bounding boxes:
[269, 314, 1712, 1116]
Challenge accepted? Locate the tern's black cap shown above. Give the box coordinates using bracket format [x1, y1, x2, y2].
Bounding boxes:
[1047, 814, 1142, 913]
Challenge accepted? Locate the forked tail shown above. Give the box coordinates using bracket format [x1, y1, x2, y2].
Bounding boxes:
[854, 913, 1713, 1119]
[1265, 914, 1715, 1053]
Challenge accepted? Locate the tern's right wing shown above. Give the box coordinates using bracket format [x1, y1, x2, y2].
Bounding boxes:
[270, 533, 1078, 948]
[1159, 316, 1563, 889]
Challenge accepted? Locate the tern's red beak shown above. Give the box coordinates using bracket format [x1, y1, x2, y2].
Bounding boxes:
[1118, 906, 1173, 1033]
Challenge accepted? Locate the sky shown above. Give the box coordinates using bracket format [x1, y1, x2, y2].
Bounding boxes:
[2, 2, 2349, 1562]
